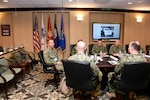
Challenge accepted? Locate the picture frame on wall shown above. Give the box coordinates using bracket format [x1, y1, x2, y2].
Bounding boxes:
[1, 24, 10, 36]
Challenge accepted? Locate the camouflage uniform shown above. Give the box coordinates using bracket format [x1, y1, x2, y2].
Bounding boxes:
[68, 53, 103, 91]
[71, 45, 76, 56]
[43, 47, 63, 71]
[108, 54, 147, 92]
[109, 44, 124, 55]
[92, 44, 107, 55]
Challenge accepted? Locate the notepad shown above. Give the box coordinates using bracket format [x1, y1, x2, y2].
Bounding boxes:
[144, 55, 150, 58]
[97, 56, 103, 61]
[110, 55, 119, 61]
[108, 60, 118, 65]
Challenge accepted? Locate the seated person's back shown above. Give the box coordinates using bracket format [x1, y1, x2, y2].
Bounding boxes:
[69, 41, 103, 86]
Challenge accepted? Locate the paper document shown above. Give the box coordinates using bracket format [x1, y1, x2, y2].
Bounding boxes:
[110, 55, 118, 61]
[108, 60, 118, 65]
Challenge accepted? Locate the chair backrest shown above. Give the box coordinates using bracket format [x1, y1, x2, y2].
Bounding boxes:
[70, 44, 76, 56]
[62, 59, 95, 91]
[146, 45, 150, 55]
[0, 46, 3, 52]
[38, 51, 46, 65]
[10, 52, 23, 62]
[120, 62, 150, 91]
[38, 51, 54, 73]
[125, 44, 129, 54]
[0, 57, 9, 74]
[88, 44, 94, 55]
[106, 44, 113, 54]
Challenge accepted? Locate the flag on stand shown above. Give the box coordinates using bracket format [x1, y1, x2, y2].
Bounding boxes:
[41, 13, 46, 50]
[54, 13, 60, 49]
[59, 14, 66, 52]
[33, 15, 41, 53]
[47, 14, 54, 43]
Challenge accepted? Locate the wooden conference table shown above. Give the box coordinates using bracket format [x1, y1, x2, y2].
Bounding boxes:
[93, 55, 116, 90]
[96, 57, 116, 68]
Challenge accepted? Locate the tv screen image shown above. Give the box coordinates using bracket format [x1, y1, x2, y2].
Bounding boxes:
[92, 23, 121, 40]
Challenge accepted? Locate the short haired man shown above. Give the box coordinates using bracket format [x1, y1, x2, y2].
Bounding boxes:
[109, 40, 124, 56]
[92, 39, 107, 55]
[43, 39, 63, 71]
[68, 41, 103, 96]
[71, 39, 82, 56]
[106, 41, 147, 98]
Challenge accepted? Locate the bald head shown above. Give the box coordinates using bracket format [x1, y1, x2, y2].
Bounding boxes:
[128, 41, 140, 54]
[76, 41, 86, 53]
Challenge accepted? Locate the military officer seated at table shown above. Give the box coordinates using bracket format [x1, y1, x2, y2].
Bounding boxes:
[109, 39, 124, 57]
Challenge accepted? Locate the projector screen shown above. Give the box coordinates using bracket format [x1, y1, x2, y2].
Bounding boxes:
[92, 23, 121, 40]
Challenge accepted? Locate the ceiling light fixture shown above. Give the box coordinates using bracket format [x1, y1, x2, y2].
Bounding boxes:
[128, 2, 132, 4]
[68, 0, 72, 2]
[3, 0, 8, 2]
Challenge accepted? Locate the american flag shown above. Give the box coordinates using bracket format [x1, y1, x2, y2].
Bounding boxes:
[33, 15, 41, 53]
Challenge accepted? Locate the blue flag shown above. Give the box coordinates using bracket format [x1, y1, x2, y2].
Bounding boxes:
[54, 13, 60, 49]
[59, 14, 66, 52]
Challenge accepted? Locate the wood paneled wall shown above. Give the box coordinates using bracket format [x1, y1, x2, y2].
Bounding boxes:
[0, 11, 150, 59]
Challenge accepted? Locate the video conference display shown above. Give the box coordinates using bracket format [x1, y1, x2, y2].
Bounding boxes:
[92, 23, 121, 40]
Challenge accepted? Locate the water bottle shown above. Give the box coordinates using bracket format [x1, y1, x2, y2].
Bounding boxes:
[100, 50, 102, 58]
[3, 46, 6, 53]
[119, 50, 123, 58]
[94, 53, 97, 62]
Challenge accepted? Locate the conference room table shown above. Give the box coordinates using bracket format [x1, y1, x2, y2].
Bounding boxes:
[91, 55, 117, 90]
[94, 54, 150, 90]
[96, 57, 116, 68]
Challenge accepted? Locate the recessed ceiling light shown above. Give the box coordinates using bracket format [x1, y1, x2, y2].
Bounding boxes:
[128, 2, 132, 5]
[3, 0, 8, 2]
[68, 0, 72, 2]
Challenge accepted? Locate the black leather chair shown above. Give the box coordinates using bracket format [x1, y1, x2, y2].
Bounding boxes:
[125, 44, 129, 54]
[146, 45, 150, 55]
[106, 44, 113, 54]
[88, 44, 94, 55]
[70, 44, 76, 56]
[62, 59, 100, 98]
[38, 51, 63, 87]
[0, 46, 3, 52]
[111, 62, 150, 99]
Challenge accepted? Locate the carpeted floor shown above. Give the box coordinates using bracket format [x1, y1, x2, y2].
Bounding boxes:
[0, 64, 149, 100]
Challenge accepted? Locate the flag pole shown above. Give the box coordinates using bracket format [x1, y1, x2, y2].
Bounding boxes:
[62, 0, 64, 59]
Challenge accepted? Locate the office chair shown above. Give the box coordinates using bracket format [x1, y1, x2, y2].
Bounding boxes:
[111, 62, 150, 99]
[146, 45, 150, 55]
[88, 44, 94, 55]
[0, 46, 3, 52]
[125, 44, 129, 54]
[70, 44, 76, 56]
[38, 51, 63, 87]
[62, 59, 100, 98]
[106, 44, 113, 54]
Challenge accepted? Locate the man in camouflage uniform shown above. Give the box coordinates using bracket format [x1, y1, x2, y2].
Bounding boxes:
[43, 39, 63, 71]
[68, 41, 103, 96]
[106, 41, 147, 98]
[109, 40, 124, 56]
[92, 39, 107, 55]
[71, 39, 83, 56]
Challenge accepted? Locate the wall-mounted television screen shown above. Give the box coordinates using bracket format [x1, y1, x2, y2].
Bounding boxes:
[92, 23, 121, 41]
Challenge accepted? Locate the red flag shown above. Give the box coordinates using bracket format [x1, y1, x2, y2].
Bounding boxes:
[33, 15, 41, 53]
[47, 14, 54, 42]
